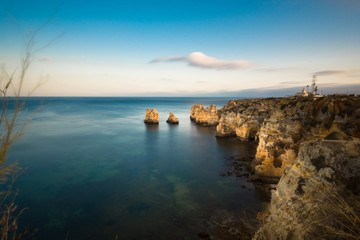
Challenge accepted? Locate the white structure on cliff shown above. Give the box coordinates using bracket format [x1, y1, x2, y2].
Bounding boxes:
[295, 88, 308, 97]
[295, 75, 323, 97]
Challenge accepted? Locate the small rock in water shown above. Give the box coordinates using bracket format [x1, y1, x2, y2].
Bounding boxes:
[144, 109, 159, 124]
[166, 112, 179, 124]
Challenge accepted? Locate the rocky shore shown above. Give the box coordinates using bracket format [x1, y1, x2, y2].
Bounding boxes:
[191, 95, 360, 239]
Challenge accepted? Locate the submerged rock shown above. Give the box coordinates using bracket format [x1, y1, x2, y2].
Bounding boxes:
[166, 112, 179, 124]
[144, 109, 159, 124]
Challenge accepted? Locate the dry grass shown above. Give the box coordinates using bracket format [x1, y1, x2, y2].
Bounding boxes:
[0, 26, 51, 239]
[303, 180, 360, 240]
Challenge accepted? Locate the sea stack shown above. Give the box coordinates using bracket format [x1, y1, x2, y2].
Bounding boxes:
[166, 112, 179, 124]
[144, 109, 159, 124]
[190, 104, 219, 126]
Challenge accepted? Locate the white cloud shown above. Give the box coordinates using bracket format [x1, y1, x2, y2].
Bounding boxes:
[150, 52, 252, 70]
[38, 57, 52, 62]
[315, 70, 353, 76]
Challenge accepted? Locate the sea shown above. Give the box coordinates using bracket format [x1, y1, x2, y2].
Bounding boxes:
[6, 97, 269, 240]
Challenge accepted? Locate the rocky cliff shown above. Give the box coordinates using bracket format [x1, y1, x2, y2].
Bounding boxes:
[191, 95, 360, 239]
[216, 99, 273, 139]
[253, 138, 360, 240]
[190, 104, 219, 126]
[191, 96, 360, 183]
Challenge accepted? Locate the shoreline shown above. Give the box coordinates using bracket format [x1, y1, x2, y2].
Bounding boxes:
[191, 95, 360, 239]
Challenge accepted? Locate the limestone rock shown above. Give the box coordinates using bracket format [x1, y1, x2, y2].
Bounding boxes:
[253, 96, 360, 182]
[190, 104, 204, 121]
[193, 96, 360, 183]
[166, 112, 179, 124]
[253, 139, 360, 240]
[216, 99, 270, 139]
[190, 104, 219, 126]
[216, 112, 237, 137]
[144, 109, 159, 124]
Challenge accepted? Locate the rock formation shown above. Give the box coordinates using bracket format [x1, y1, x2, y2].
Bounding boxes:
[190, 104, 219, 126]
[166, 112, 179, 124]
[191, 95, 360, 239]
[253, 96, 360, 183]
[216, 99, 271, 139]
[253, 138, 360, 240]
[191, 96, 360, 183]
[144, 109, 159, 124]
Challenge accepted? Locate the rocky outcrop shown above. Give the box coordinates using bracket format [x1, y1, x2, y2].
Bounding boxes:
[253, 138, 360, 240]
[144, 109, 159, 124]
[216, 99, 272, 139]
[216, 112, 237, 137]
[190, 104, 204, 121]
[190, 104, 219, 126]
[166, 112, 179, 124]
[253, 96, 360, 182]
[191, 96, 360, 183]
[191, 96, 360, 239]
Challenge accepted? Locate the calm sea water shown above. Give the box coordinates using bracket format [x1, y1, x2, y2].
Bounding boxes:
[7, 97, 268, 240]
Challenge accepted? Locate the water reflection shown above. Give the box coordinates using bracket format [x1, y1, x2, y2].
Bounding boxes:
[216, 137, 257, 156]
[166, 123, 179, 130]
[192, 123, 217, 138]
[145, 123, 159, 131]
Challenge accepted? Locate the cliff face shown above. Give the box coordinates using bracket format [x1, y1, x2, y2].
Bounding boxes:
[253, 96, 360, 182]
[253, 139, 360, 240]
[190, 104, 219, 126]
[191, 96, 360, 239]
[191, 96, 360, 183]
[216, 99, 272, 139]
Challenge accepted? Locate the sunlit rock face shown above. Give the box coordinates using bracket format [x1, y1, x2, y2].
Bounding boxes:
[253, 110, 303, 183]
[253, 96, 360, 183]
[190, 104, 204, 121]
[216, 112, 237, 137]
[216, 99, 271, 139]
[190, 104, 219, 126]
[166, 112, 179, 124]
[192, 96, 360, 183]
[253, 139, 360, 240]
[144, 109, 159, 124]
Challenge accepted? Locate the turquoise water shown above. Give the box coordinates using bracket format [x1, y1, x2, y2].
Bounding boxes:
[7, 97, 267, 239]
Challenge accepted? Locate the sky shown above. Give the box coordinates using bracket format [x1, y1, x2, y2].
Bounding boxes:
[0, 0, 359, 96]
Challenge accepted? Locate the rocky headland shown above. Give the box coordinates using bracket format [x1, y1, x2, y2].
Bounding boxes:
[191, 95, 360, 239]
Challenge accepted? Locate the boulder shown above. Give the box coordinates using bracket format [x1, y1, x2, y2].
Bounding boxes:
[166, 112, 179, 124]
[144, 109, 159, 124]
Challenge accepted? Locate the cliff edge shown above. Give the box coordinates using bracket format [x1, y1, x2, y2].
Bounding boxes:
[191, 96, 360, 183]
[191, 95, 360, 239]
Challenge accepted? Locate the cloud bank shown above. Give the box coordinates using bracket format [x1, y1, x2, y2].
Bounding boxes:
[315, 70, 352, 76]
[150, 52, 252, 70]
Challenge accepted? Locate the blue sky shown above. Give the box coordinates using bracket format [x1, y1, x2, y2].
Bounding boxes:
[1, 0, 359, 96]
